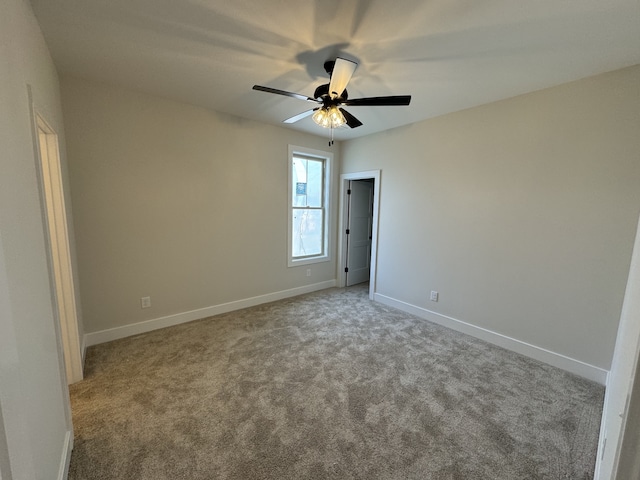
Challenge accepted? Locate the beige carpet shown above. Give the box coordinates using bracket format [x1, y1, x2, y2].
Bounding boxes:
[69, 284, 604, 479]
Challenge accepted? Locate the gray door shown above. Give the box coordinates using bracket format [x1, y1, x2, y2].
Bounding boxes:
[346, 180, 373, 286]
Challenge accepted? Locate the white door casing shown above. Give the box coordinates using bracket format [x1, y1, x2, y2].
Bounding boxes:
[337, 170, 381, 299]
[35, 113, 83, 385]
[595, 213, 640, 479]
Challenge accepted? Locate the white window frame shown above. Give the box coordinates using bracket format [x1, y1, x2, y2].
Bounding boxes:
[288, 145, 332, 267]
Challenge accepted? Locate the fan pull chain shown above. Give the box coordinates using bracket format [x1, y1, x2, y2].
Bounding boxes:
[329, 126, 334, 146]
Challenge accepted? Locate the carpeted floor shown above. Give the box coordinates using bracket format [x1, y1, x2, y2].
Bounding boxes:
[68, 285, 604, 479]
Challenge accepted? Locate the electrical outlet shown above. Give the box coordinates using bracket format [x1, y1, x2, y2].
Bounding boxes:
[306, 268, 311, 277]
[430, 291, 439, 302]
[141, 296, 151, 308]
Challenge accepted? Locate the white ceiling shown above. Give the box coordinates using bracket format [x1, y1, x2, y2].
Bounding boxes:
[30, 0, 640, 141]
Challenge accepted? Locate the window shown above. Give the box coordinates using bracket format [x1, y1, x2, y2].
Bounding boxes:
[288, 145, 332, 266]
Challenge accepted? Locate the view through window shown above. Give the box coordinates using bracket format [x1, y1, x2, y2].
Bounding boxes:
[292, 156, 324, 257]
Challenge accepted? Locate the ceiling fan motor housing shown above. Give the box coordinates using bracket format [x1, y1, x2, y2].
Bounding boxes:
[314, 83, 348, 103]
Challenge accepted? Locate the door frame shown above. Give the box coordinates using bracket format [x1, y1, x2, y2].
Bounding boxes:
[595, 213, 640, 479]
[30, 100, 83, 386]
[0, 238, 14, 479]
[337, 170, 380, 299]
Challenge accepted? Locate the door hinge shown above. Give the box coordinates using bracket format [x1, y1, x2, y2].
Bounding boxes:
[345, 229, 350, 235]
[347, 189, 351, 195]
[344, 267, 349, 273]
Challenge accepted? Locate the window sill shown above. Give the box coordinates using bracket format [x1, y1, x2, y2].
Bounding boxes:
[288, 255, 331, 268]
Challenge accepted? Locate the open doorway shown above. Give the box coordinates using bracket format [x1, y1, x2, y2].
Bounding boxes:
[345, 179, 374, 286]
[34, 112, 83, 385]
[337, 170, 380, 299]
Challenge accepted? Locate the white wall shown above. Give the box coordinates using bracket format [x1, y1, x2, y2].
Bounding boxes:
[61, 76, 340, 336]
[0, 0, 77, 478]
[342, 65, 640, 373]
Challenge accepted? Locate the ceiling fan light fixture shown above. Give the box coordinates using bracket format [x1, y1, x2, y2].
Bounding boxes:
[312, 105, 346, 128]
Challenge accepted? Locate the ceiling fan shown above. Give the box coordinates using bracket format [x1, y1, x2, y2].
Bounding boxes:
[252, 57, 411, 135]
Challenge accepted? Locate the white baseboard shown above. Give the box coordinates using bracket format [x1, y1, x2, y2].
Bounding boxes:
[57, 430, 73, 480]
[374, 293, 608, 385]
[85, 280, 336, 347]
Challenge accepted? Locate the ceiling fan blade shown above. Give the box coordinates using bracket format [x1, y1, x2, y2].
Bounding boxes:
[343, 95, 412, 107]
[328, 57, 357, 99]
[339, 108, 363, 128]
[252, 85, 319, 103]
[283, 109, 317, 124]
